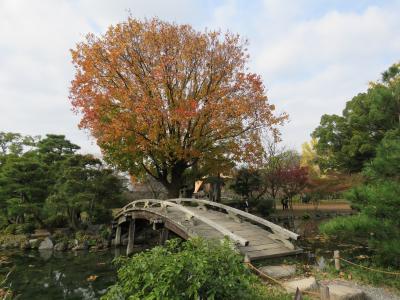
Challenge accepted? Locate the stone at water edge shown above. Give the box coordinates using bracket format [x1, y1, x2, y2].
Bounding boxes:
[317, 256, 327, 271]
[28, 239, 40, 249]
[327, 284, 366, 300]
[283, 277, 318, 293]
[54, 242, 67, 251]
[259, 265, 296, 278]
[72, 240, 89, 251]
[38, 237, 54, 250]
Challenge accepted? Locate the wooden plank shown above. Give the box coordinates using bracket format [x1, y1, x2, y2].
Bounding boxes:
[247, 239, 278, 246]
[247, 248, 303, 260]
[169, 198, 299, 240]
[237, 233, 274, 240]
[238, 243, 284, 252]
[194, 230, 224, 239]
[230, 229, 268, 235]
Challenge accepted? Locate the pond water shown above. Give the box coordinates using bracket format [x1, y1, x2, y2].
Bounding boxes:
[0, 249, 124, 300]
[1, 217, 367, 299]
[276, 216, 369, 261]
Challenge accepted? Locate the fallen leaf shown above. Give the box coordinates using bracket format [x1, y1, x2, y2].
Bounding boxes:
[87, 275, 98, 282]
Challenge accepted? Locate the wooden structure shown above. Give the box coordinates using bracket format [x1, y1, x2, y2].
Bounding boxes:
[113, 198, 302, 261]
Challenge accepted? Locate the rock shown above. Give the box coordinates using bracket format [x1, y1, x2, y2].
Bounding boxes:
[259, 265, 296, 278]
[20, 240, 30, 250]
[72, 240, 88, 251]
[283, 277, 318, 293]
[54, 242, 67, 252]
[317, 256, 327, 271]
[29, 239, 40, 249]
[38, 237, 54, 250]
[31, 229, 51, 238]
[327, 284, 366, 300]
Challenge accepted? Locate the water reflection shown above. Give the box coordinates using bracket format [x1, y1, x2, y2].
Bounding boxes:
[1, 249, 119, 300]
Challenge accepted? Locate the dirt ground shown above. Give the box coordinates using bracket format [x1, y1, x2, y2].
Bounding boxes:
[272, 201, 354, 217]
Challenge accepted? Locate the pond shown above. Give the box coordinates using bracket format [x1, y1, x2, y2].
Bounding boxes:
[1, 216, 367, 299]
[276, 216, 369, 261]
[0, 248, 126, 300]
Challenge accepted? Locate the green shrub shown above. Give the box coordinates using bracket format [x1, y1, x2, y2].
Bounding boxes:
[102, 238, 272, 300]
[0, 215, 8, 230]
[44, 214, 69, 228]
[75, 231, 89, 242]
[15, 223, 35, 234]
[255, 198, 274, 217]
[90, 206, 112, 224]
[3, 224, 18, 235]
[370, 238, 400, 267]
[320, 214, 378, 239]
[319, 130, 400, 268]
[99, 226, 111, 240]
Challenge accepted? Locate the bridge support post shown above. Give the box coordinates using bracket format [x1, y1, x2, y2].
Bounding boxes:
[160, 227, 169, 245]
[127, 219, 136, 255]
[115, 225, 122, 246]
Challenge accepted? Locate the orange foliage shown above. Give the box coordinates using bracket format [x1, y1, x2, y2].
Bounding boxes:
[69, 18, 287, 196]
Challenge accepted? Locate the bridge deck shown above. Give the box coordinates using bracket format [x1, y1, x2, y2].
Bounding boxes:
[183, 207, 302, 260]
[121, 202, 302, 261]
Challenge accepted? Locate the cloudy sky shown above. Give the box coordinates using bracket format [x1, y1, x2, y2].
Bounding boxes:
[1, 0, 399, 155]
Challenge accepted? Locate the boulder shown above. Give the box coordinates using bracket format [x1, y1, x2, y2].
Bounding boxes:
[29, 239, 40, 249]
[327, 284, 366, 300]
[38, 237, 54, 250]
[283, 277, 318, 293]
[259, 265, 296, 278]
[54, 242, 67, 252]
[72, 240, 88, 251]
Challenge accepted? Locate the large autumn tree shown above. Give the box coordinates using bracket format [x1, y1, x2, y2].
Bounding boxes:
[70, 18, 286, 197]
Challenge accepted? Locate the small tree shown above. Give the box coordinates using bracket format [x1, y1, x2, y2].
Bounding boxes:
[278, 165, 308, 209]
[230, 168, 262, 200]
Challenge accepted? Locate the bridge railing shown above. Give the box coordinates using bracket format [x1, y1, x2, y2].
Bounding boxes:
[117, 198, 299, 241]
[167, 198, 299, 241]
[116, 199, 250, 246]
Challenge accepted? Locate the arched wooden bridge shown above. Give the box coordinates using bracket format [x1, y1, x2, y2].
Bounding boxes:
[113, 198, 302, 261]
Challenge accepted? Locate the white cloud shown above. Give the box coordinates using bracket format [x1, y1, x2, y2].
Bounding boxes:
[0, 0, 399, 156]
[253, 2, 400, 149]
[0, 0, 203, 154]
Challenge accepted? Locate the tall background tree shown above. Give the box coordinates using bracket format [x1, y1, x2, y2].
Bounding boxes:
[316, 62, 400, 267]
[70, 18, 286, 198]
[312, 62, 400, 172]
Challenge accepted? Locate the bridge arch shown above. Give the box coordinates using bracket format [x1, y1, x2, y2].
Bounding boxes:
[113, 198, 301, 261]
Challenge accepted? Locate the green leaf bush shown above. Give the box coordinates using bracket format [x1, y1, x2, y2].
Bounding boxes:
[102, 238, 285, 300]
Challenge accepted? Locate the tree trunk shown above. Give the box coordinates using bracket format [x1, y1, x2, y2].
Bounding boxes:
[68, 208, 80, 229]
[166, 184, 181, 199]
[164, 161, 187, 199]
